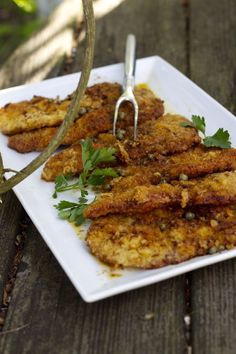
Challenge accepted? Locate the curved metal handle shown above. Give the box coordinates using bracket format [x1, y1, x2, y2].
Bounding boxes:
[123, 34, 136, 91]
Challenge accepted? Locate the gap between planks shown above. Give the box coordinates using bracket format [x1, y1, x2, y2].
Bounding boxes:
[0, 1, 194, 352]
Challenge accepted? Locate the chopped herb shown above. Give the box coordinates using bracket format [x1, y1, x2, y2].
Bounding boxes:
[180, 115, 231, 148]
[53, 138, 118, 225]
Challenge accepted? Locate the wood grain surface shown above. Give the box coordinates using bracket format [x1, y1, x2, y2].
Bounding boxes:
[190, 0, 236, 353]
[0, 192, 23, 299]
[74, 0, 187, 73]
[1, 0, 236, 353]
[0, 1, 188, 353]
[0, 223, 186, 354]
[0, 0, 83, 89]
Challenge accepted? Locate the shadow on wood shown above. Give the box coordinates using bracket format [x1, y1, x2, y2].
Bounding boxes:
[0, 0, 83, 89]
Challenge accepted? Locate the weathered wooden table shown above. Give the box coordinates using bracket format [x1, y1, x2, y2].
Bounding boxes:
[0, 0, 236, 353]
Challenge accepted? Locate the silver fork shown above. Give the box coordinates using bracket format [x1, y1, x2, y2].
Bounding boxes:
[113, 34, 139, 139]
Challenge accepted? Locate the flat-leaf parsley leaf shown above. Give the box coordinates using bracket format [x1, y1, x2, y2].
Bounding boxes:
[53, 138, 118, 225]
[180, 115, 206, 134]
[203, 128, 231, 148]
[54, 195, 89, 225]
[180, 115, 231, 148]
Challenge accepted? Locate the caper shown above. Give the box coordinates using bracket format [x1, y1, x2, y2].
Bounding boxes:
[55, 95, 60, 104]
[159, 179, 167, 184]
[185, 212, 195, 221]
[103, 183, 111, 191]
[116, 129, 126, 140]
[129, 140, 138, 147]
[79, 107, 87, 115]
[159, 223, 167, 231]
[210, 219, 218, 228]
[208, 246, 218, 254]
[148, 153, 155, 161]
[116, 168, 127, 177]
[154, 172, 161, 178]
[118, 170, 127, 177]
[118, 111, 125, 119]
[179, 173, 189, 181]
[152, 172, 162, 185]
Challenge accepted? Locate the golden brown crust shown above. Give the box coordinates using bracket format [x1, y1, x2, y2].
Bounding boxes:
[84, 172, 236, 218]
[41, 134, 117, 181]
[41, 114, 200, 181]
[41, 144, 83, 182]
[8, 107, 113, 152]
[86, 205, 236, 268]
[111, 146, 236, 191]
[7, 85, 164, 151]
[4, 79, 236, 271]
[0, 96, 70, 135]
[0, 82, 121, 135]
[117, 115, 201, 161]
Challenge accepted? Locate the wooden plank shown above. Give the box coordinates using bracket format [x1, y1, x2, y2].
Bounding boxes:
[0, 223, 186, 354]
[74, 0, 187, 73]
[0, 192, 24, 301]
[0, 0, 83, 89]
[190, 0, 236, 353]
[191, 262, 236, 353]
[0, 1, 188, 352]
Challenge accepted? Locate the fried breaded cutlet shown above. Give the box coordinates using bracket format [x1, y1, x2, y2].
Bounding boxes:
[84, 171, 236, 218]
[8, 86, 164, 152]
[111, 145, 236, 191]
[41, 134, 117, 181]
[0, 82, 121, 135]
[8, 107, 115, 152]
[117, 114, 201, 161]
[86, 205, 236, 268]
[41, 114, 201, 181]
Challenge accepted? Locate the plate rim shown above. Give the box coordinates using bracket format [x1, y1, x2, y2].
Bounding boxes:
[1, 55, 236, 302]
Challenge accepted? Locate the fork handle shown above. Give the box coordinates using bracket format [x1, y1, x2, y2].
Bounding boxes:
[123, 34, 136, 91]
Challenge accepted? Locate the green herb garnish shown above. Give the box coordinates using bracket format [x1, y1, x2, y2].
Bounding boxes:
[203, 128, 231, 148]
[53, 138, 118, 225]
[54, 194, 89, 226]
[180, 115, 206, 134]
[180, 115, 231, 148]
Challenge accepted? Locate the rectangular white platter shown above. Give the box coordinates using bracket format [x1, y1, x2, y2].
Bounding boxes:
[1, 56, 236, 302]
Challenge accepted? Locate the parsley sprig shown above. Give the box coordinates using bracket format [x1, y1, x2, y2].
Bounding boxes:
[180, 115, 231, 148]
[55, 192, 89, 225]
[53, 139, 118, 225]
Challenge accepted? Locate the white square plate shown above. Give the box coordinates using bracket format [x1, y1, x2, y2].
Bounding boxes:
[1, 56, 236, 302]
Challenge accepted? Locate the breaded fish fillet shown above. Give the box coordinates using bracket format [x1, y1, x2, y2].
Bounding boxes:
[8, 86, 164, 152]
[0, 82, 121, 135]
[41, 115, 201, 181]
[86, 205, 236, 268]
[111, 146, 236, 191]
[84, 171, 236, 218]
